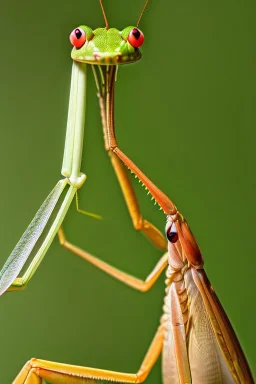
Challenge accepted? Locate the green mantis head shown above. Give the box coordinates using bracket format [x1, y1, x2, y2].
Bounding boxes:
[69, 25, 144, 65]
[69, 0, 149, 65]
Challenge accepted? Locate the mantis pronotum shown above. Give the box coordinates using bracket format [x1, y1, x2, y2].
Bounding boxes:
[0, 0, 254, 383]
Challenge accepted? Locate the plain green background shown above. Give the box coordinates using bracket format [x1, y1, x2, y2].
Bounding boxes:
[0, 0, 255, 383]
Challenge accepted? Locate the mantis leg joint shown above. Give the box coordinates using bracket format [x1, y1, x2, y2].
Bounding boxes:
[67, 173, 87, 189]
[58, 227, 67, 246]
[7, 278, 27, 292]
[135, 371, 147, 383]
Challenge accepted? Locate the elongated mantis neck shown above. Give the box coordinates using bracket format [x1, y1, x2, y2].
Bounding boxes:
[61, 61, 87, 188]
[106, 66, 117, 149]
[95, 64, 177, 215]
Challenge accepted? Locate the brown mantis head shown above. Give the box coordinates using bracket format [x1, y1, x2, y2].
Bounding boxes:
[165, 213, 204, 269]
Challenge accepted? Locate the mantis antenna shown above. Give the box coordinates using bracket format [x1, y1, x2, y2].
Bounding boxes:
[98, 0, 109, 29]
[99, 0, 149, 30]
[137, 0, 150, 27]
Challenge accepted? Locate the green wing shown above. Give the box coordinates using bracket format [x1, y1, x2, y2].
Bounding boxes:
[0, 180, 67, 295]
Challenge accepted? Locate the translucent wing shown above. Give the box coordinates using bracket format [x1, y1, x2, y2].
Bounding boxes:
[0, 179, 67, 295]
[191, 268, 254, 384]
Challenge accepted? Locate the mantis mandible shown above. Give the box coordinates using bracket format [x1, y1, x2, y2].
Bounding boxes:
[0, 1, 253, 383]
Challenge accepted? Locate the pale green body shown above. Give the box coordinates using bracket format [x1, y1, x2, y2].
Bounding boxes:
[0, 26, 141, 295]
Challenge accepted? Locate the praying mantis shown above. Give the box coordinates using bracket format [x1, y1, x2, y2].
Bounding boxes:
[0, 0, 254, 383]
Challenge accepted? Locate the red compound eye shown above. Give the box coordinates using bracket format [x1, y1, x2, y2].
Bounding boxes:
[127, 28, 144, 48]
[69, 28, 86, 48]
[166, 223, 179, 243]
